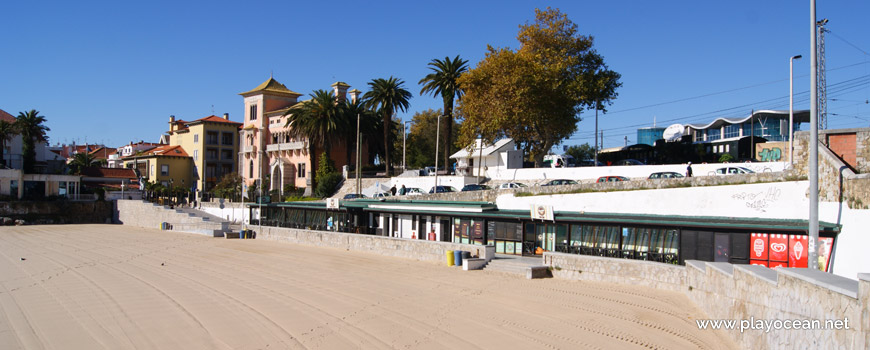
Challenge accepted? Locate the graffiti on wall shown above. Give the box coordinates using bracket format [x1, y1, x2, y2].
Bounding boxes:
[758, 147, 782, 162]
[731, 186, 782, 212]
[754, 141, 789, 162]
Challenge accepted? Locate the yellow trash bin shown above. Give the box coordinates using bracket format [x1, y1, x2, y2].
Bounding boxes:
[446, 250, 455, 266]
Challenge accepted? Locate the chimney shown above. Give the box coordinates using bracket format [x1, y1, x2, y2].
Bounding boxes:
[332, 82, 350, 101]
[349, 89, 361, 104]
[223, 113, 229, 120]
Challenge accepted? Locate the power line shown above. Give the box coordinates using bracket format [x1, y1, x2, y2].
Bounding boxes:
[827, 30, 870, 57]
[568, 74, 870, 141]
[602, 60, 870, 116]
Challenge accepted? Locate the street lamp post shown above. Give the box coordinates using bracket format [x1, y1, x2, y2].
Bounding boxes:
[356, 113, 361, 197]
[789, 54, 802, 166]
[434, 115, 443, 192]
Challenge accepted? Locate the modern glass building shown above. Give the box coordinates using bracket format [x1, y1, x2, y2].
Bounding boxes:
[637, 127, 666, 146]
[686, 110, 809, 143]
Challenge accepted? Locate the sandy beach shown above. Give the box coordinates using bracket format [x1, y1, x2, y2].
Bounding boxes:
[0, 225, 735, 349]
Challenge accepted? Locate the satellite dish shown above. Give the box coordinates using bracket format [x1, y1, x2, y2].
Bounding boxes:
[663, 124, 684, 142]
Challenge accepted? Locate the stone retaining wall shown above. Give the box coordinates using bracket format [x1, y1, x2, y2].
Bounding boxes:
[409, 171, 789, 203]
[256, 225, 495, 264]
[543, 252, 869, 349]
[0, 200, 114, 224]
[794, 129, 870, 207]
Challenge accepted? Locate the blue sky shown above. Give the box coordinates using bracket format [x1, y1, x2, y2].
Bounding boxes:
[2, 1, 868, 150]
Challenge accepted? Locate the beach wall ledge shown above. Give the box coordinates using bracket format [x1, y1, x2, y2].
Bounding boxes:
[544, 252, 869, 350]
[257, 225, 496, 265]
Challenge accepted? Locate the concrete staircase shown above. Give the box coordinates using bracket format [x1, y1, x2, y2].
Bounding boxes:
[483, 254, 547, 277]
[117, 200, 233, 237]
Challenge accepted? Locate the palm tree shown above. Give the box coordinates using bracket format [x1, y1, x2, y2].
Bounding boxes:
[0, 120, 18, 168]
[338, 98, 377, 169]
[419, 55, 469, 170]
[15, 110, 50, 173]
[68, 152, 100, 174]
[363, 77, 412, 177]
[284, 90, 343, 190]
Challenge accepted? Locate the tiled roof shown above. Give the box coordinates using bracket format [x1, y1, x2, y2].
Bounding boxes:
[80, 167, 137, 179]
[239, 77, 302, 97]
[0, 108, 14, 123]
[188, 115, 242, 125]
[88, 147, 117, 159]
[141, 145, 190, 157]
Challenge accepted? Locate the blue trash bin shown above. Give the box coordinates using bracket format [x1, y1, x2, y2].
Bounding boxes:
[454, 250, 463, 267]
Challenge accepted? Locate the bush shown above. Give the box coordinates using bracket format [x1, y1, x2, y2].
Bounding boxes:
[719, 153, 735, 163]
[314, 172, 343, 198]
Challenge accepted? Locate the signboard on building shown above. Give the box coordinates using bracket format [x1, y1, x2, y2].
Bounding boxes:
[530, 204, 554, 221]
[326, 198, 339, 210]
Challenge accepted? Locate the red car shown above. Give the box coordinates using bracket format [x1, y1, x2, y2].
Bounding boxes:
[596, 176, 629, 183]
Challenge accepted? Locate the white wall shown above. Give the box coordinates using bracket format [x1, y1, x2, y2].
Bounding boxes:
[486, 161, 786, 182]
[497, 180, 869, 281]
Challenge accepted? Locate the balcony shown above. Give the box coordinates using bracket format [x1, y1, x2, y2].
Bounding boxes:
[241, 145, 255, 153]
[266, 141, 306, 153]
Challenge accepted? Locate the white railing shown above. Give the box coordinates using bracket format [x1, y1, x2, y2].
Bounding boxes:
[266, 141, 306, 152]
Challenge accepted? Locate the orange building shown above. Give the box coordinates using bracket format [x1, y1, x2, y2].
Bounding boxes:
[239, 77, 369, 196]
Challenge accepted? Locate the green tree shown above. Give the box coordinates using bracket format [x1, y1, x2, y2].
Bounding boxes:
[457, 8, 621, 166]
[363, 77, 412, 177]
[0, 120, 18, 168]
[284, 90, 344, 190]
[314, 152, 342, 198]
[403, 109, 461, 169]
[213, 173, 243, 200]
[338, 98, 378, 168]
[15, 110, 51, 173]
[68, 152, 101, 174]
[419, 55, 468, 170]
[565, 143, 595, 162]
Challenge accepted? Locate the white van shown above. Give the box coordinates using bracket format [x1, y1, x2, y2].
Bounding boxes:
[543, 154, 575, 168]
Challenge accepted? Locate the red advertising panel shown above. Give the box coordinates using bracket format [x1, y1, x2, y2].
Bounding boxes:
[769, 261, 787, 269]
[818, 237, 834, 272]
[768, 234, 789, 262]
[788, 235, 808, 268]
[750, 260, 769, 267]
[750, 233, 768, 260]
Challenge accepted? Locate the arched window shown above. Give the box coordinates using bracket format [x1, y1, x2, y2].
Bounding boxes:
[249, 160, 254, 178]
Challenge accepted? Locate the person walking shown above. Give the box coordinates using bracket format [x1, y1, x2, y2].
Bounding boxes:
[686, 162, 693, 177]
[390, 185, 397, 196]
[399, 184, 406, 196]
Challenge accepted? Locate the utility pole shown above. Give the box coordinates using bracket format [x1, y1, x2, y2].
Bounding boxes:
[817, 18, 828, 130]
[809, 0, 820, 270]
[594, 99, 599, 167]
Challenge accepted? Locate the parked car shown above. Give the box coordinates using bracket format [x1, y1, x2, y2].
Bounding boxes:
[498, 182, 528, 189]
[711, 166, 755, 176]
[429, 185, 458, 193]
[461, 184, 491, 192]
[343, 193, 367, 199]
[612, 159, 645, 166]
[540, 179, 578, 186]
[648, 172, 684, 179]
[596, 176, 630, 183]
[372, 192, 391, 198]
[404, 187, 425, 196]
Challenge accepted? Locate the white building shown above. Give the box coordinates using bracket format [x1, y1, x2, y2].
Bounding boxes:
[450, 138, 522, 177]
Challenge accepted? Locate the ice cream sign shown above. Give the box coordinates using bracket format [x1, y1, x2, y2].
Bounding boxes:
[751, 233, 768, 259]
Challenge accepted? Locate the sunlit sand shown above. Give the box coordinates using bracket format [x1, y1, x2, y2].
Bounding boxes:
[0, 225, 735, 349]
